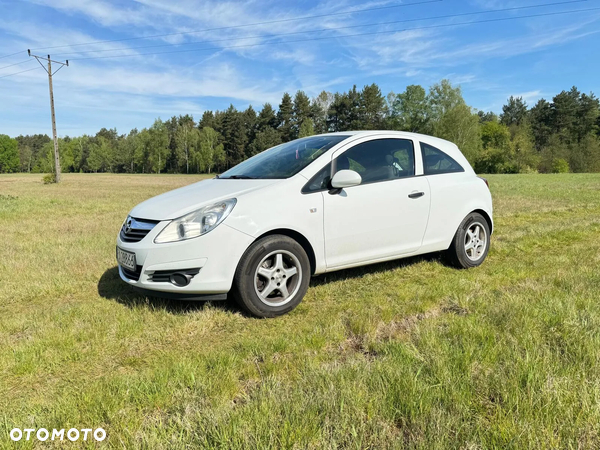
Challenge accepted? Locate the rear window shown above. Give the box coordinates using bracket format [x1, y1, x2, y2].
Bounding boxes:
[421, 142, 464, 175]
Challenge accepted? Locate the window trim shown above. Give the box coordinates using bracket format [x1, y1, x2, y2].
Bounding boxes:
[419, 142, 465, 176]
[301, 161, 332, 194]
[301, 137, 418, 194]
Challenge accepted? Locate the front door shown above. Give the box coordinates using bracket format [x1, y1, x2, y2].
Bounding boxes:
[323, 138, 430, 269]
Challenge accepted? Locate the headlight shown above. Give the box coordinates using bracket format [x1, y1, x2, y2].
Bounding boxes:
[154, 199, 237, 244]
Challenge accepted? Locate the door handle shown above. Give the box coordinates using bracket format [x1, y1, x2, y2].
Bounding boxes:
[408, 191, 425, 199]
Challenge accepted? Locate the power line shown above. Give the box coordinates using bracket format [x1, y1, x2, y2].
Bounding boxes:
[67, 6, 600, 62]
[28, 0, 443, 51]
[0, 59, 33, 71]
[28, 51, 69, 183]
[52, 0, 590, 58]
[0, 66, 42, 79]
[0, 50, 25, 60]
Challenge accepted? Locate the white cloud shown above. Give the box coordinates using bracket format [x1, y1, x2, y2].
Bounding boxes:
[26, 0, 153, 27]
[509, 90, 542, 104]
[59, 62, 283, 103]
[2, 0, 599, 135]
[339, 11, 600, 77]
[0, 19, 137, 57]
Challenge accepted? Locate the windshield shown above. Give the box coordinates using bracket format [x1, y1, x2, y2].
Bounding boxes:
[219, 135, 349, 179]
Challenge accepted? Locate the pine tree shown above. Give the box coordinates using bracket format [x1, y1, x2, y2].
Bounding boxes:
[500, 96, 528, 127]
[257, 103, 278, 131]
[198, 111, 216, 130]
[347, 85, 362, 130]
[249, 127, 282, 155]
[298, 118, 315, 138]
[293, 91, 311, 138]
[242, 105, 257, 158]
[326, 93, 345, 132]
[529, 99, 553, 151]
[277, 93, 294, 142]
[221, 105, 247, 167]
[551, 88, 580, 142]
[360, 83, 386, 130]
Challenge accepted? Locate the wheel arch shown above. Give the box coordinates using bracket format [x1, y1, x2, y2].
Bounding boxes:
[472, 208, 493, 234]
[255, 228, 317, 275]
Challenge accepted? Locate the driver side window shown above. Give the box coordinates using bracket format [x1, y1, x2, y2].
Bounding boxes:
[334, 139, 415, 184]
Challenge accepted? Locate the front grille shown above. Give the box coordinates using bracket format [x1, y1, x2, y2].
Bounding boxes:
[121, 265, 143, 281]
[149, 268, 200, 283]
[120, 217, 160, 243]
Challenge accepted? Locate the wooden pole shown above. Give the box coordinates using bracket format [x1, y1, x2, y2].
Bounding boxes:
[28, 50, 68, 183]
[47, 55, 61, 183]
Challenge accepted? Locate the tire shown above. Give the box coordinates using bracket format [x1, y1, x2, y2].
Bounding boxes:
[232, 235, 311, 318]
[446, 212, 491, 269]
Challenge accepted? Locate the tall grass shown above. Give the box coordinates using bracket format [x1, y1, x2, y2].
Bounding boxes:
[1, 173, 599, 448]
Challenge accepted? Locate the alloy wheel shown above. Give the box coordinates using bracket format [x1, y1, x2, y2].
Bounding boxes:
[464, 222, 487, 261]
[254, 250, 302, 307]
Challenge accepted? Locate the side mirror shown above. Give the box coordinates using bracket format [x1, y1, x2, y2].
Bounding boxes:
[330, 170, 362, 189]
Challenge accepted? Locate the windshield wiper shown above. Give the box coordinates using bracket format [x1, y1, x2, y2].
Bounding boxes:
[220, 175, 257, 179]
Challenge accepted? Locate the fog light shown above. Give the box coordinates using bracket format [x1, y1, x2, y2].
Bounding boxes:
[170, 273, 190, 287]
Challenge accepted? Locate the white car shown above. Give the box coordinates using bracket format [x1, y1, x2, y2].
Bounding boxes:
[116, 131, 493, 317]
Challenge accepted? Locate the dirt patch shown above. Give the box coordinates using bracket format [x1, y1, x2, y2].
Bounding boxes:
[377, 303, 469, 342]
[376, 308, 443, 342]
[338, 333, 379, 359]
[335, 303, 469, 358]
[232, 379, 261, 407]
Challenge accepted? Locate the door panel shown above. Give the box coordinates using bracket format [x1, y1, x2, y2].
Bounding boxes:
[323, 138, 430, 269]
[324, 178, 430, 268]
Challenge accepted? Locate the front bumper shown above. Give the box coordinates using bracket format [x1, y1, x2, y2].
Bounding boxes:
[116, 221, 254, 295]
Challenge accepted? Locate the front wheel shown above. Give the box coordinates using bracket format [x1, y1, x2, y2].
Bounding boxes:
[232, 235, 311, 318]
[446, 212, 491, 269]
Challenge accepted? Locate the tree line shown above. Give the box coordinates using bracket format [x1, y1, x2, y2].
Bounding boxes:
[1, 80, 599, 175]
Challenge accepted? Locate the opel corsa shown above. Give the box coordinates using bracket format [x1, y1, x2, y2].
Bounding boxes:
[117, 131, 493, 317]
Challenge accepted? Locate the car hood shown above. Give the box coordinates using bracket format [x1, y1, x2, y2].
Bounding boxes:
[129, 178, 281, 221]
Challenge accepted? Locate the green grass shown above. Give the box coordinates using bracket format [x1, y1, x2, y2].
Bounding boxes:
[1, 173, 600, 449]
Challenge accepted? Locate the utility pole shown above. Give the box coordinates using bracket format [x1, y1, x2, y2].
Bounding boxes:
[28, 50, 68, 183]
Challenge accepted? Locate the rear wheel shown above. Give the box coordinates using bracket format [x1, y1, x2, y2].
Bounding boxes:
[232, 235, 311, 318]
[446, 212, 490, 269]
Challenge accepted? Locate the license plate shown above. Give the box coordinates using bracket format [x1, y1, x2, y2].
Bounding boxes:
[116, 247, 136, 271]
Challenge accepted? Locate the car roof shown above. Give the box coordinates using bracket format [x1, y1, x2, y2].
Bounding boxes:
[319, 130, 455, 148]
[309, 130, 473, 175]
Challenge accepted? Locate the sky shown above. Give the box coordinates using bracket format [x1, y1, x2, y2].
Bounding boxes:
[0, 0, 599, 137]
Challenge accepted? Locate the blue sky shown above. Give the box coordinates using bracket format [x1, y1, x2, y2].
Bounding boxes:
[1, 0, 599, 137]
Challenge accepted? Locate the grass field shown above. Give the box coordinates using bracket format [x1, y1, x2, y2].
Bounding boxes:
[1, 173, 600, 449]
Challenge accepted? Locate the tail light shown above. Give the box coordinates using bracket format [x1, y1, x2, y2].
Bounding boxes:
[478, 177, 489, 188]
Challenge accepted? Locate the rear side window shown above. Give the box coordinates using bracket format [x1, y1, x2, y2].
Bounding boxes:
[421, 142, 464, 175]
